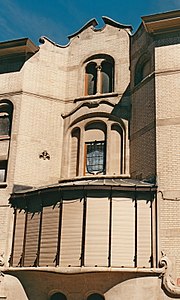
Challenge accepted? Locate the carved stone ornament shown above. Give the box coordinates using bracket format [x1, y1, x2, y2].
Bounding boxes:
[39, 150, 50, 160]
[160, 251, 180, 296]
[0, 253, 4, 278]
[0, 253, 4, 267]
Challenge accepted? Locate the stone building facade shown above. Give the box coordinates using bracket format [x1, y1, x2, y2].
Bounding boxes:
[0, 10, 180, 300]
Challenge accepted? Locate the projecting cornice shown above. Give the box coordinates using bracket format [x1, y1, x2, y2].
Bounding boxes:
[142, 10, 180, 34]
[0, 38, 39, 57]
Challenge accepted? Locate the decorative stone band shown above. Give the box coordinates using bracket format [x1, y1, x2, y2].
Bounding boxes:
[160, 252, 180, 297]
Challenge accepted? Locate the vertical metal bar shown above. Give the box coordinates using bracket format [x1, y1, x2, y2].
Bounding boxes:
[36, 207, 43, 267]
[22, 209, 28, 267]
[81, 195, 87, 266]
[9, 208, 17, 266]
[134, 192, 137, 267]
[155, 192, 158, 268]
[83, 144, 87, 176]
[150, 192, 154, 268]
[56, 198, 63, 266]
[108, 194, 112, 267]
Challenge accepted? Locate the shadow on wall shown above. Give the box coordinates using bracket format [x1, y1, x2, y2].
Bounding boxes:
[111, 84, 131, 121]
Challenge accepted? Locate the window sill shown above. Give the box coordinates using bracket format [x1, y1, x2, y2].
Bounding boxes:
[74, 92, 119, 103]
[59, 174, 131, 183]
[0, 135, 10, 141]
[0, 182, 7, 188]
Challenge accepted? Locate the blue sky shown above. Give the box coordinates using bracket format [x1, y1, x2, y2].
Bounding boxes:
[0, 0, 180, 45]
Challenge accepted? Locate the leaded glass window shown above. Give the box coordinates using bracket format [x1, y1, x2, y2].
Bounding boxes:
[0, 114, 10, 136]
[86, 141, 105, 174]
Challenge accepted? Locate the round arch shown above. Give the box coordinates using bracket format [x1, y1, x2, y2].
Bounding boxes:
[49, 292, 67, 300]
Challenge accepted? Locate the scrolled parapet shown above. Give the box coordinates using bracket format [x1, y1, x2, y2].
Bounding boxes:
[160, 252, 180, 297]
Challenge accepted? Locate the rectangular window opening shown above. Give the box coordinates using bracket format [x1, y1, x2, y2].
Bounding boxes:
[85, 141, 105, 175]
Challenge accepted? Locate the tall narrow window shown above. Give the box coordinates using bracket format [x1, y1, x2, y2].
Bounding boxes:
[0, 100, 13, 183]
[84, 121, 106, 175]
[70, 127, 80, 177]
[86, 141, 105, 174]
[0, 101, 13, 137]
[101, 60, 114, 93]
[85, 62, 97, 95]
[134, 53, 151, 86]
[0, 113, 10, 136]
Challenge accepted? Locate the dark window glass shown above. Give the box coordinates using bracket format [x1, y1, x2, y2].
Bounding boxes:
[50, 292, 67, 300]
[0, 114, 10, 136]
[87, 293, 105, 300]
[86, 62, 97, 95]
[86, 141, 105, 174]
[0, 161, 7, 182]
[101, 61, 113, 93]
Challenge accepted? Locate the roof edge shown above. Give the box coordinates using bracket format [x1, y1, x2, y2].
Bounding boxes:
[68, 18, 98, 40]
[0, 37, 39, 56]
[141, 9, 180, 34]
[39, 36, 70, 48]
[102, 16, 133, 32]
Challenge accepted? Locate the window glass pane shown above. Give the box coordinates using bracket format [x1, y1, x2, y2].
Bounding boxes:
[86, 63, 97, 95]
[0, 115, 10, 136]
[86, 142, 105, 174]
[101, 61, 113, 93]
[0, 161, 7, 182]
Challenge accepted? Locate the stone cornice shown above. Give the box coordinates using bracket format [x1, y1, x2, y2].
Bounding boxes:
[0, 38, 39, 57]
[142, 10, 180, 34]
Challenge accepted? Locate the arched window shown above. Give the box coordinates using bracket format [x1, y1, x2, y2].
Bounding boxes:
[70, 127, 80, 177]
[50, 292, 67, 300]
[85, 62, 97, 95]
[134, 53, 151, 86]
[0, 100, 13, 182]
[84, 122, 106, 175]
[0, 100, 13, 136]
[101, 60, 114, 94]
[87, 293, 105, 300]
[84, 55, 114, 96]
[111, 124, 123, 174]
